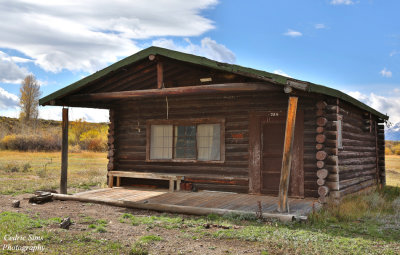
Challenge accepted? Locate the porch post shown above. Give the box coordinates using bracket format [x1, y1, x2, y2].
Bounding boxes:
[278, 97, 298, 213]
[60, 107, 69, 194]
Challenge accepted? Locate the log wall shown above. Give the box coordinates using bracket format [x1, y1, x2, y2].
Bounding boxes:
[321, 98, 384, 200]
[108, 91, 318, 196]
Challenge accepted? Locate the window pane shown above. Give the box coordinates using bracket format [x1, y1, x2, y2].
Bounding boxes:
[197, 124, 220, 161]
[150, 125, 172, 159]
[337, 119, 343, 149]
[174, 125, 196, 159]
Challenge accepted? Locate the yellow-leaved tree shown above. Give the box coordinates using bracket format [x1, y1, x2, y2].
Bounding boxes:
[19, 74, 41, 124]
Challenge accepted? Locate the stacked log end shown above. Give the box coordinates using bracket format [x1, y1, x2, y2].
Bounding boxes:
[107, 109, 115, 172]
[318, 99, 342, 203]
[315, 100, 330, 204]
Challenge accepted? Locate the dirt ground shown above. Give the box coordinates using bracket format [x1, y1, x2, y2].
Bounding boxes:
[0, 193, 265, 254]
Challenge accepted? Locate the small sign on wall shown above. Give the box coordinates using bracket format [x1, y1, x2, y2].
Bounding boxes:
[231, 133, 244, 139]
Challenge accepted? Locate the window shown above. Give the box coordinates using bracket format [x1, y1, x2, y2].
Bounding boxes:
[150, 125, 172, 159]
[174, 125, 197, 159]
[336, 119, 343, 149]
[197, 124, 221, 161]
[147, 119, 224, 162]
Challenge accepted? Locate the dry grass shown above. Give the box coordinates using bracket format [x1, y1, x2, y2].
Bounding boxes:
[386, 155, 400, 187]
[0, 150, 107, 195]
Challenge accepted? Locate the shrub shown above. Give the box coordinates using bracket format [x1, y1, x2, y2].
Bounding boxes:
[69, 118, 92, 146]
[4, 163, 20, 173]
[79, 128, 107, 152]
[392, 197, 400, 212]
[392, 144, 400, 155]
[1, 134, 17, 150]
[87, 138, 107, 152]
[36, 168, 47, 178]
[0, 133, 61, 151]
[68, 144, 81, 153]
[385, 147, 393, 155]
[22, 163, 31, 172]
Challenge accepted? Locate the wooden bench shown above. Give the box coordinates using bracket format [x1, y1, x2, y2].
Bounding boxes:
[107, 171, 184, 192]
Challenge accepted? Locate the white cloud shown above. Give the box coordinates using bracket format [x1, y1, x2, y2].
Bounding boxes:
[380, 68, 392, 78]
[347, 91, 400, 123]
[0, 87, 19, 110]
[330, 0, 355, 5]
[273, 70, 291, 78]
[0, 0, 218, 73]
[284, 29, 303, 37]
[390, 50, 399, 57]
[315, 24, 326, 29]
[0, 51, 29, 84]
[152, 37, 236, 63]
[39, 107, 109, 123]
[0, 51, 32, 63]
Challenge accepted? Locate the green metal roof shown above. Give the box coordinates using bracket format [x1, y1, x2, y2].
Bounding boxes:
[39, 46, 388, 120]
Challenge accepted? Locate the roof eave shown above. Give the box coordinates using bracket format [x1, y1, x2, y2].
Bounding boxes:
[39, 46, 389, 121]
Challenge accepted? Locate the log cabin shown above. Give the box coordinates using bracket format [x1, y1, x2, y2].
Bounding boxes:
[39, 46, 388, 210]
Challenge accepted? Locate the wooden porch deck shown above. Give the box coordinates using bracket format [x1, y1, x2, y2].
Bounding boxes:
[53, 188, 318, 221]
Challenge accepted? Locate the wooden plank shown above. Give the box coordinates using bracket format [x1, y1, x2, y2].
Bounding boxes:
[60, 108, 68, 194]
[108, 171, 183, 180]
[108, 174, 113, 188]
[248, 112, 261, 194]
[374, 121, 380, 187]
[157, 61, 163, 89]
[278, 97, 298, 213]
[52, 193, 298, 222]
[67, 83, 279, 101]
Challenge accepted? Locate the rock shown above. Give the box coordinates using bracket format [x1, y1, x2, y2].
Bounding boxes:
[11, 200, 20, 208]
[60, 217, 72, 230]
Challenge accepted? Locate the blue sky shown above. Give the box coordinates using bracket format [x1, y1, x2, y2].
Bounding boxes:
[0, 0, 399, 124]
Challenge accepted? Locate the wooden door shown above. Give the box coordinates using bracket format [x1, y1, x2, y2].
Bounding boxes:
[260, 111, 304, 197]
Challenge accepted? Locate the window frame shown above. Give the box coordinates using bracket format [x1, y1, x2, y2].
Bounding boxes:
[146, 118, 225, 163]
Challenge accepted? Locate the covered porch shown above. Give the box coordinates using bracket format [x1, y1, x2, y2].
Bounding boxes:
[52, 187, 318, 222]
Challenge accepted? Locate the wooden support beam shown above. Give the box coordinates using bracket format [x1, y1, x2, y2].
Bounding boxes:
[374, 121, 380, 189]
[67, 83, 280, 102]
[278, 96, 298, 213]
[60, 108, 69, 194]
[157, 61, 163, 89]
[52, 193, 297, 222]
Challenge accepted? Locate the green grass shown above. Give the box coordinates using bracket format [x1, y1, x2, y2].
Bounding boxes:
[121, 213, 185, 229]
[87, 219, 108, 233]
[0, 212, 129, 254]
[0, 150, 107, 195]
[129, 235, 163, 255]
[117, 187, 400, 255]
[138, 235, 162, 243]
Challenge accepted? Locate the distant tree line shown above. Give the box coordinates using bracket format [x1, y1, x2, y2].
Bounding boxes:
[0, 117, 108, 152]
[386, 141, 400, 155]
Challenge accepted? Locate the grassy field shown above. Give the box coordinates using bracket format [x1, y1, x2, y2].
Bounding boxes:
[386, 155, 400, 187]
[0, 150, 107, 195]
[0, 151, 399, 254]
